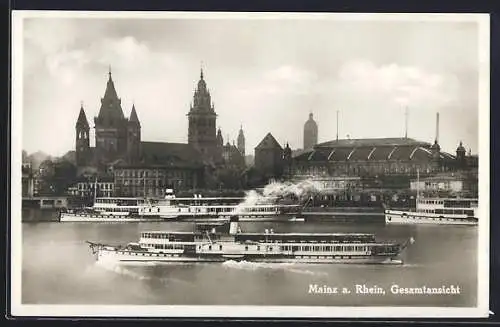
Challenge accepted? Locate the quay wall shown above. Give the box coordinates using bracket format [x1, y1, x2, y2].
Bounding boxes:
[21, 207, 60, 222]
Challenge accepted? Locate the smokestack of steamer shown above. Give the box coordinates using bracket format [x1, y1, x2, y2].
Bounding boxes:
[229, 215, 239, 235]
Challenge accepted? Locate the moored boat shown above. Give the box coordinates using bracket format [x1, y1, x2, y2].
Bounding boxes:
[385, 197, 478, 226]
[86, 217, 414, 265]
[61, 189, 305, 223]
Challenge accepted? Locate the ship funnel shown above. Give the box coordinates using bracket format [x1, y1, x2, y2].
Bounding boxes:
[229, 216, 239, 235]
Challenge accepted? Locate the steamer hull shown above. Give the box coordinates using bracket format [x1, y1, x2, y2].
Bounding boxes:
[385, 210, 478, 226]
[95, 248, 404, 265]
[60, 212, 170, 223]
[87, 218, 413, 266]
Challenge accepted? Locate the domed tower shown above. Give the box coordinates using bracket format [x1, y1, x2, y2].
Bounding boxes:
[456, 141, 466, 169]
[127, 103, 141, 163]
[237, 124, 245, 156]
[187, 67, 220, 163]
[303, 112, 318, 150]
[75, 102, 91, 167]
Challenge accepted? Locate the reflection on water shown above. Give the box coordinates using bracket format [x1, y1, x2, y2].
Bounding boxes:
[20, 220, 477, 306]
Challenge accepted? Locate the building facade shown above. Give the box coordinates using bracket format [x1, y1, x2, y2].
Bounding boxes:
[22, 163, 34, 197]
[222, 141, 246, 169]
[254, 132, 284, 178]
[291, 137, 459, 178]
[303, 112, 318, 150]
[113, 142, 205, 197]
[67, 177, 115, 198]
[410, 172, 478, 196]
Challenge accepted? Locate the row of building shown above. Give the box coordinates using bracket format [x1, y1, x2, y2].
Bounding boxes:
[22, 66, 478, 200]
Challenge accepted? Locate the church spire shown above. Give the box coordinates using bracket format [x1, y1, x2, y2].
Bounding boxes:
[129, 103, 140, 127]
[76, 102, 89, 129]
[96, 67, 125, 122]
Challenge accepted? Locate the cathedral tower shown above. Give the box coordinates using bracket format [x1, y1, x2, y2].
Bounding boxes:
[127, 104, 141, 163]
[303, 112, 318, 150]
[75, 103, 91, 167]
[456, 141, 466, 169]
[217, 127, 224, 147]
[94, 68, 128, 163]
[187, 68, 220, 163]
[237, 124, 245, 156]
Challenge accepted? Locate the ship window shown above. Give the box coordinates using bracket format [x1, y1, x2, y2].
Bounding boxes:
[219, 245, 222, 250]
[209, 245, 212, 250]
[257, 246, 261, 251]
[269, 247, 273, 251]
[245, 246, 248, 251]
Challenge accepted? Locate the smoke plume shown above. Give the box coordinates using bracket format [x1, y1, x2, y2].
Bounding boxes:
[233, 179, 323, 213]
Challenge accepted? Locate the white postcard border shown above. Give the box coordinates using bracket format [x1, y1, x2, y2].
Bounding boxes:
[10, 10, 491, 318]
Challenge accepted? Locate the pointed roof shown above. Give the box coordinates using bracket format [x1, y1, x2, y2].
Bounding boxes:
[96, 67, 125, 122]
[197, 67, 207, 91]
[129, 104, 140, 126]
[103, 68, 119, 101]
[189, 66, 214, 114]
[255, 133, 283, 150]
[76, 104, 89, 129]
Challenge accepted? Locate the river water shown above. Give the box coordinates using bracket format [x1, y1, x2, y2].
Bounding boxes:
[21, 219, 477, 307]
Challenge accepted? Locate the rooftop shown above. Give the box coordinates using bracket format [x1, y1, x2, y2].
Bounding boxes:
[316, 137, 430, 148]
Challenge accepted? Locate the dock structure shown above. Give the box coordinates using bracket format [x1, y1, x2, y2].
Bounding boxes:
[22, 196, 68, 209]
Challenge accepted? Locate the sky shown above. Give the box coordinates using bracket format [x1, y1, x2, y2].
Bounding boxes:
[20, 13, 483, 157]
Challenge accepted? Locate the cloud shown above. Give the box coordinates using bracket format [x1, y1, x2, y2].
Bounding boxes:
[334, 60, 460, 109]
[20, 18, 479, 157]
[235, 65, 317, 97]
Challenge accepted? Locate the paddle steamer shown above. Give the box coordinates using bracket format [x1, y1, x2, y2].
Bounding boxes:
[60, 189, 304, 223]
[384, 170, 478, 225]
[87, 217, 414, 264]
[385, 197, 478, 225]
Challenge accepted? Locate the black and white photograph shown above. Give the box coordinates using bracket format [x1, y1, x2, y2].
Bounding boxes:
[11, 11, 490, 318]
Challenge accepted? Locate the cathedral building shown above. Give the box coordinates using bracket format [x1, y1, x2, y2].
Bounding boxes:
[187, 69, 222, 164]
[303, 112, 318, 150]
[74, 68, 205, 196]
[75, 69, 141, 169]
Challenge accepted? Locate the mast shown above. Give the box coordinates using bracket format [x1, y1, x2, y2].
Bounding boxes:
[93, 176, 98, 203]
[404, 106, 408, 139]
[416, 168, 420, 205]
[336, 110, 339, 141]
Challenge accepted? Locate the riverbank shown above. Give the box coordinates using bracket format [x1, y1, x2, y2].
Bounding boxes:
[21, 206, 390, 223]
